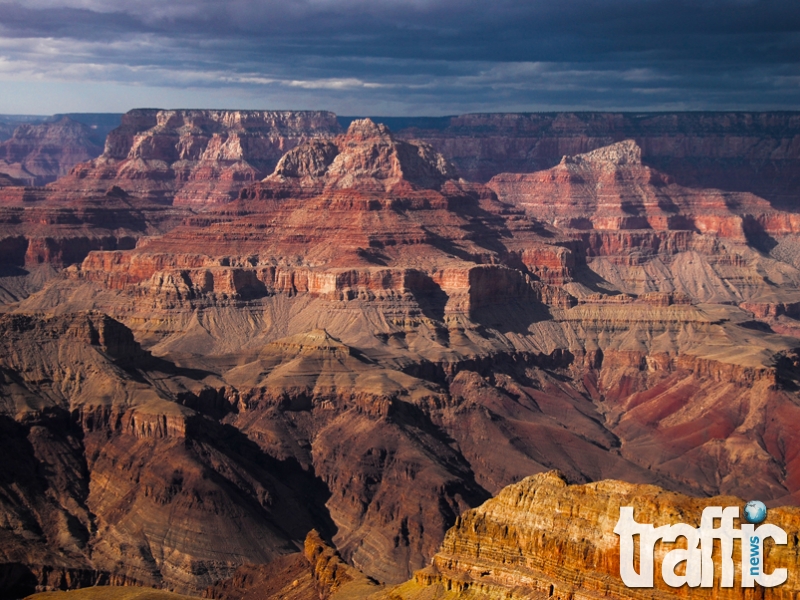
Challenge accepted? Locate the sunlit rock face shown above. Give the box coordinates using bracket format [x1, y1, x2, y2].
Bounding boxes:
[390, 472, 800, 600]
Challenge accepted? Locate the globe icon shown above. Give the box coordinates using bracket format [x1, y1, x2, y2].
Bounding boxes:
[744, 500, 767, 524]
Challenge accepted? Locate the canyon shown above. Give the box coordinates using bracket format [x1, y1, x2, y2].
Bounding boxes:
[54, 110, 342, 206]
[392, 112, 800, 210]
[0, 116, 118, 186]
[1, 109, 800, 598]
[29, 473, 800, 600]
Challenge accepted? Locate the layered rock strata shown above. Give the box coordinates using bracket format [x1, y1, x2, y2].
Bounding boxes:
[390, 471, 800, 600]
[488, 140, 798, 238]
[4, 124, 800, 596]
[0, 312, 339, 597]
[489, 140, 800, 307]
[53, 110, 342, 206]
[164, 474, 800, 600]
[394, 112, 800, 209]
[0, 117, 104, 186]
[0, 187, 186, 269]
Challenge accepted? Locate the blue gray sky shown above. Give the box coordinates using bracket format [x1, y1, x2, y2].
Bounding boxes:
[0, 0, 798, 115]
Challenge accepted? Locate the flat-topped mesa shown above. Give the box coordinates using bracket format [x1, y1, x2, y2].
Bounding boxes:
[77, 253, 576, 316]
[53, 109, 342, 206]
[489, 139, 799, 239]
[244, 118, 459, 200]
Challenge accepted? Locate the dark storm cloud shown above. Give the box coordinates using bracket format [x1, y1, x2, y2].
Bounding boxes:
[0, 0, 798, 113]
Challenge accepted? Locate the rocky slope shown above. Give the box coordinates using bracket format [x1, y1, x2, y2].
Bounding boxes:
[0, 186, 185, 269]
[3, 119, 800, 596]
[389, 471, 800, 600]
[0, 117, 105, 186]
[202, 530, 382, 600]
[0, 173, 23, 187]
[54, 110, 342, 206]
[0, 115, 47, 143]
[394, 112, 800, 209]
[28, 589, 196, 600]
[125, 473, 800, 600]
[488, 140, 800, 305]
[0, 183, 189, 306]
[488, 139, 788, 234]
[0, 312, 337, 598]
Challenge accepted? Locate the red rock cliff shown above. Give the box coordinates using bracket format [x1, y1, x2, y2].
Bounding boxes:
[55, 109, 342, 206]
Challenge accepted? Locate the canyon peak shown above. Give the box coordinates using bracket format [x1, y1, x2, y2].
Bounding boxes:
[54, 109, 342, 206]
[264, 118, 457, 194]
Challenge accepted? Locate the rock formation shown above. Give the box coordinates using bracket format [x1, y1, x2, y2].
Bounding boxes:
[488, 140, 800, 304]
[26, 588, 196, 600]
[203, 530, 382, 600]
[206, 474, 800, 600]
[0, 187, 185, 269]
[488, 139, 788, 235]
[3, 118, 800, 597]
[0, 117, 104, 186]
[0, 119, 17, 143]
[390, 471, 800, 600]
[54, 110, 342, 206]
[0, 173, 23, 187]
[393, 112, 800, 209]
[0, 311, 343, 597]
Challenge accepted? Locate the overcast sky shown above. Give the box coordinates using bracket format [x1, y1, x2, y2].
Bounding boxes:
[0, 0, 798, 115]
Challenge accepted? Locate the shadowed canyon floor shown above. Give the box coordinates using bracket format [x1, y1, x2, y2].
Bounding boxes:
[2, 111, 800, 597]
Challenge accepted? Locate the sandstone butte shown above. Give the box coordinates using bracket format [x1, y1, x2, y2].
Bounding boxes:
[1, 112, 800, 597]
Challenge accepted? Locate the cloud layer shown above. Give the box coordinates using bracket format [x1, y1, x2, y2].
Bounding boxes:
[0, 0, 798, 114]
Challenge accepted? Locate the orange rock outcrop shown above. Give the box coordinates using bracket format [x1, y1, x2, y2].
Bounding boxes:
[392, 471, 800, 600]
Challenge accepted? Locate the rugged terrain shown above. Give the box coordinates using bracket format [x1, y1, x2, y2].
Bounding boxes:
[391, 472, 800, 600]
[0, 117, 106, 186]
[2, 111, 800, 597]
[54, 110, 342, 206]
[0, 116, 46, 143]
[29, 473, 800, 600]
[392, 112, 800, 210]
[29, 589, 196, 600]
